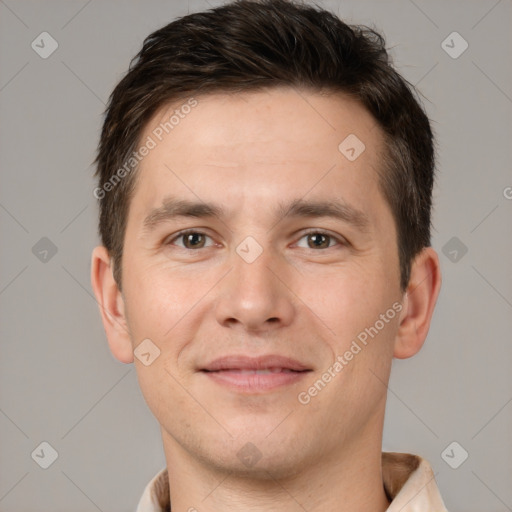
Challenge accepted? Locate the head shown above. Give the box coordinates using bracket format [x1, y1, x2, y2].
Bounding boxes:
[94, 0, 435, 293]
[91, 0, 440, 480]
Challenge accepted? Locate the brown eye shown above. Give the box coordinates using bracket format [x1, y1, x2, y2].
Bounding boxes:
[306, 233, 332, 249]
[169, 231, 214, 249]
[182, 232, 206, 249]
[295, 231, 345, 250]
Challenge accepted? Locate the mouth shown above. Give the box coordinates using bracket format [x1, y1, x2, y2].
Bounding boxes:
[200, 355, 312, 392]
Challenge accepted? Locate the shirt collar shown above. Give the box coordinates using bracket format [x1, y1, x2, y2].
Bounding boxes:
[136, 452, 448, 512]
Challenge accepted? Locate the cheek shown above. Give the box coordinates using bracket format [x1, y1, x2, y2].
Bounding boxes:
[293, 265, 387, 346]
[134, 358, 195, 429]
[293, 264, 400, 396]
[123, 256, 193, 330]
[122, 263, 220, 375]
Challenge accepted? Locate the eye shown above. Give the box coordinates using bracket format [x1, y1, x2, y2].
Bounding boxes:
[295, 231, 343, 249]
[168, 231, 215, 249]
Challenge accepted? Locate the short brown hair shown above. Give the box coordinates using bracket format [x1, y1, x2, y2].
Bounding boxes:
[94, 0, 435, 291]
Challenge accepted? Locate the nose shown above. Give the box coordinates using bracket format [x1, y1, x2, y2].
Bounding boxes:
[214, 245, 295, 334]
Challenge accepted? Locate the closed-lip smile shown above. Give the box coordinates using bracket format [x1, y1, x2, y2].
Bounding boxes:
[200, 355, 312, 392]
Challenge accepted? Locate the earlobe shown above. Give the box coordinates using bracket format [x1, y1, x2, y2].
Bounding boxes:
[393, 247, 442, 359]
[90, 246, 134, 364]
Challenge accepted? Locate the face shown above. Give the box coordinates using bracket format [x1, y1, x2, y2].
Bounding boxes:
[115, 88, 405, 477]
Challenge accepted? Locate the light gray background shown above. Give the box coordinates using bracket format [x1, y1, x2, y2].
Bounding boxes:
[1, 0, 511, 511]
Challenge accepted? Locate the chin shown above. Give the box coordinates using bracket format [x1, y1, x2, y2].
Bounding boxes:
[196, 430, 315, 481]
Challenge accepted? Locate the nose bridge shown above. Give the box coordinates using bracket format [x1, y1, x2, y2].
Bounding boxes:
[214, 239, 295, 331]
[234, 243, 276, 298]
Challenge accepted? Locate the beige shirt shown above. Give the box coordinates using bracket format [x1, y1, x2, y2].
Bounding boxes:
[136, 452, 448, 511]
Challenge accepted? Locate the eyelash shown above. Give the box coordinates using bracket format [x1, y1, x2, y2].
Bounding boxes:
[165, 229, 347, 250]
[296, 229, 347, 249]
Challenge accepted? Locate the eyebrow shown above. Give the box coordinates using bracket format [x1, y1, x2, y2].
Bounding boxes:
[142, 197, 224, 233]
[142, 196, 370, 234]
[275, 199, 370, 232]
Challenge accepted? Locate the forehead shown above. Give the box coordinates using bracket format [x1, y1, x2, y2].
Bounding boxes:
[129, 87, 388, 224]
[146, 87, 379, 159]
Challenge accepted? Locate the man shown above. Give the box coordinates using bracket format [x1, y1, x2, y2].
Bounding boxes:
[91, 0, 446, 510]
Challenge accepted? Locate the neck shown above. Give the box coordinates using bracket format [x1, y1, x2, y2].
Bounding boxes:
[161, 423, 390, 512]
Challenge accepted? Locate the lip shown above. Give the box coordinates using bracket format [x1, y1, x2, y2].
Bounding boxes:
[200, 355, 312, 393]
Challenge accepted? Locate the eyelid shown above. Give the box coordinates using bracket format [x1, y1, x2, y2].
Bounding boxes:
[165, 228, 217, 248]
[293, 228, 349, 248]
[163, 228, 348, 249]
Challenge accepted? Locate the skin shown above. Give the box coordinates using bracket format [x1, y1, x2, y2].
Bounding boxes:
[91, 87, 441, 512]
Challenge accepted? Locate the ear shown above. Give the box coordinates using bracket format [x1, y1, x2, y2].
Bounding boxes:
[90, 246, 134, 363]
[394, 247, 442, 359]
